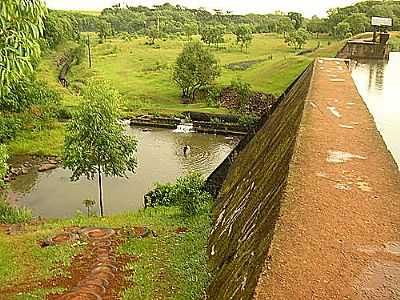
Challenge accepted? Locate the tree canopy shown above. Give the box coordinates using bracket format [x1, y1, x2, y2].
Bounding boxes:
[0, 0, 47, 97]
[172, 41, 220, 101]
[63, 80, 137, 216]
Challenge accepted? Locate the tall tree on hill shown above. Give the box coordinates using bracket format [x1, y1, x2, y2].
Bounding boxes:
[0, 0, 47, 98]
[183, 22, 198, 41]
[277, 16, 295, 38]
[63, 80, 137, 217]
[285, 28, 310, 49]
[97, 19, 112, 42]
[173, 42, 220, 102]
[288, 12, 304, 30]
[233, 24, 253, 52]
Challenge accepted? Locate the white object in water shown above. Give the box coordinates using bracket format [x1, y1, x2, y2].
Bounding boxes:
[174, 123, 194, 133]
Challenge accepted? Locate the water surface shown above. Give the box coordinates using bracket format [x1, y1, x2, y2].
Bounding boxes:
[351, 52, 400, 168]
[10, 127, 238, 218]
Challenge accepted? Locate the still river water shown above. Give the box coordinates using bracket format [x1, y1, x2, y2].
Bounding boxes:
[10, 127, 238, 218]
[351, 52, 400, 168]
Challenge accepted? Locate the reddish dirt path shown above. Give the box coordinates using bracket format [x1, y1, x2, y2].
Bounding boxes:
[255, 58, 400, 299]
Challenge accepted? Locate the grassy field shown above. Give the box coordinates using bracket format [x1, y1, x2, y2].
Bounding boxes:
[0, 207, 211, 300]
[37, 33, 341, 116]
[6, 33, 340, 157]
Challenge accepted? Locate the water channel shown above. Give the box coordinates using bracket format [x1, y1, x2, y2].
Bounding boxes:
[351, 52, 400, 168]
[9, 127, 239, 218]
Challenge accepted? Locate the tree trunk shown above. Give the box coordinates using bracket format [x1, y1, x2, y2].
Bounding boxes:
[98, 167, 104, 217]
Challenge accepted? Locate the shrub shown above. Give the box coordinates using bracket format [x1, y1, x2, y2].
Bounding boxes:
[230, 78, 253, 110]
[144, 183, 175, 208]
[0, 116, 21, 143]
[175, 173, 212, 216]
[0, 197, 32, 224]
[0, 78, 60, 113]
[238, 115, 258, 128]
[205, 86, 221, 108]
[144, 173, 212, 216]
[0, 145, 8, 188]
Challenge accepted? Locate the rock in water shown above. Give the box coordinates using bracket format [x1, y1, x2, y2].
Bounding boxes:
[38, 164, 57, 172]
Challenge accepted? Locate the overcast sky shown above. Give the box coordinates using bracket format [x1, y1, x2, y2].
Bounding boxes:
[44, 0, 360, 17]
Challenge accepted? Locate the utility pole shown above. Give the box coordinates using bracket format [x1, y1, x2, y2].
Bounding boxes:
[87, 34, 92, 68]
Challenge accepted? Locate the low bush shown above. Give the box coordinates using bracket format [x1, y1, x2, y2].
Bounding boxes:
[230, 78, 253, 111]
[0, 78, 60, 113]
[0, 145, 8, 188]
[0, 116, 21, 143]
[238, 114, 258, 128]
[0, 197, 32, 224]
[144, 173, 212, 216]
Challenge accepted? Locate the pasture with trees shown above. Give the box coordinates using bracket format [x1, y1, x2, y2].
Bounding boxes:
[0, 0, 399, 299]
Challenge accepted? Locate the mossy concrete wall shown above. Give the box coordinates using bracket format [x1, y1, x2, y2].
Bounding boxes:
[207, 62, 315, 300]
[337, 40, 389, 60]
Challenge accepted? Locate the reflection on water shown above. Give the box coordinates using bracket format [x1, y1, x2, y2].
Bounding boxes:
[10, 127, 239, 218]
[351, 52, 400, 168]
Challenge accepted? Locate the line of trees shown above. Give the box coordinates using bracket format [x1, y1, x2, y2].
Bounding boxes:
[72, 1, 400, 40]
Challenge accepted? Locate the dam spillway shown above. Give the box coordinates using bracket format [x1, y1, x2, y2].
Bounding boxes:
[207, 58, 400, 299]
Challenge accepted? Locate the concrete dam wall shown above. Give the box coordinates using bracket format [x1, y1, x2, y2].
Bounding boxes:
[207, 62, 315, 300]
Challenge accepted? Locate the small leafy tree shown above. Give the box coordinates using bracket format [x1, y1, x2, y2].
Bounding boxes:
[97, 19, 112, 42]
[277, 16, 295, 38]
[0, 0, 47, 97]
[146, 26, 160, 45]
[233, 24, 253, 52]
[83, 198, 96, 217]
[63, 80, 137, 217]
[335, 21, 352, 39]
[183, 22, 198, 41]
[285, 28, 310, 49]
[173, 41, 220, 101]
[288, 12, 304, 30]
[174, 173, 212, 216]
[230, 78, 254, 111]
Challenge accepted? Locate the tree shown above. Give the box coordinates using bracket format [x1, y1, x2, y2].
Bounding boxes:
[183, 22, 198, 41]
[307, 16, 328, 39]
[285, 28, 310, 49]
[335, 21, 352, 39]
[173, 41, 220, 101]
[345, 13, 370, 35]
[63, 80, 137, 217]
[97, 19, 112, 42]
[233, 24, 253, 52]
[277, 16, 295, 37]
[288, 12, 304, 30]
[0, 0, 47, 97]
[146, 26, 160, 44]
[201, 24, 225, 48]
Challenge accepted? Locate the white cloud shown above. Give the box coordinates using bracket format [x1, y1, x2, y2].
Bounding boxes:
[44, 0, 359, 17]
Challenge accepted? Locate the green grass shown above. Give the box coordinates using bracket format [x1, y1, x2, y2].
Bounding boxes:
[7, 122, 65, 156]
[7, 33, 341, 157]
[37, 33, 340, 116]
[0, 207, 211, 299]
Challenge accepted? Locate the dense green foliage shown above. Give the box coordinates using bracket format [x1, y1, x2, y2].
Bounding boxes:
[0, 0, 47, 97]
[0, 145, 8, 187]
[173, 42, 220, 100]
[145, 173, 212, 216]
[230, 79, 254, 111]
[285, 28, 310, 49]
[0, 197, 32, 224]
[233, 24, 253, 52]
[42, 10, 80, 49]
[63, 80, 137, 216]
